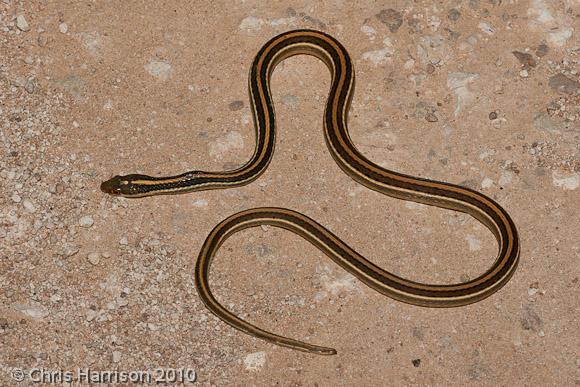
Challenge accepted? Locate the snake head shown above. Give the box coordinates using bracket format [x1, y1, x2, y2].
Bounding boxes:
[100, 174, 149, 197]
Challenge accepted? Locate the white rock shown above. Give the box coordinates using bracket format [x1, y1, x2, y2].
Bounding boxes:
[244, 351, 266, 371]
[360, 25, 376, 39]
[481, 178, 494, 189]
[428, 15, 441, 31]
[119, 237, 128, 245]
[87, 252, 100, 265]
[527, 0, 554, 25]
[239, 16, 264, 31]
[447, 72, 480, 116]
[547, 27, 574, 47]
[362, 37, 394, 65]
[112, 351, 122, 363]
[269, 17, 295, 26]
[192, 199, 208, 208]
[79, 215, 94, 228]
[552, 171, 579, 190]
[324, 274, 357, 295]
[405, 201, 427, 210]
[144, 60, 172, 81]
[147, 323, 158, 331]
[478, 22, 495, 35]
[499, 171, 513, 186]
[16, 15, 30, 31]
[519, 69, 529, 78]
[318, 265, 358, 296]
[86, 309, 97, 321]
[466, 235, 482, 251]
[59, 22, 68, 33]
[14, 303, 48, 319]
[22, 199, 36, 213]
[208, 131, 244, 158]
[11, 193, 21, 203]
[528, 288, 538, 297]
[75, 31, 103, 55]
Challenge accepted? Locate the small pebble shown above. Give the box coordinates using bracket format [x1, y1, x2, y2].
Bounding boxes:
[192, 199, 208, 208]
[535, 44, 549, 57]
[548, 74, 579, 96]
[37, 34, 48, 47]
[519, 69, 529, 78]
[112, 351, 122, 363]
[59, 22, 68, 34]
[512, 51, 536, 68]
[489, 111, 498, 120]
[448, 8, 460, 21]
[228, 100, 244, 111]
[86, 309, 97, 321]
[481, 178, 493, 189]
[479, 22, 495, 35]
[244, 351, 267, 371]
[425, 113, 438, 122]
[24, 56, 34, 65]
[376, 9, 403, 33]
[16, 15, 30, 32]
[281, 94, 298, 106]
[147, 323, 158, 331]
[64, 245, 80, 257]
[412, 359, 421, 367]
[119, 237, 128, 245]
[25, 78, 35, 94]
[87, 252, 100, 265]
[22, 199, 36, 213]
[11, 193, 22, 203]
[79, 216, 94, 228]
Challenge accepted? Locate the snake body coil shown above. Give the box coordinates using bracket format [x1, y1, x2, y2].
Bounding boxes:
[102, 30, 520, 355]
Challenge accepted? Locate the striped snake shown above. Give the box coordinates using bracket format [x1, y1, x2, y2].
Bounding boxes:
[101, 29, 520, 355]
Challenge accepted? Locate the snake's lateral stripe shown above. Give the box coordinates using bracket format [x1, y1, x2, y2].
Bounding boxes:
[102, 30, 520, 355]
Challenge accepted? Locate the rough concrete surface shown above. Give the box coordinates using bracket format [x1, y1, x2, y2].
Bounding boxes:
[1, 1, 578, 386]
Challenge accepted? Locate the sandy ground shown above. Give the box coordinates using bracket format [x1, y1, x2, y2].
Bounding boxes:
[1, 0, 579, 385]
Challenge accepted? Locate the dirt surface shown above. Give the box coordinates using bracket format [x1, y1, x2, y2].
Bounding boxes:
[1, 1, 579, 385]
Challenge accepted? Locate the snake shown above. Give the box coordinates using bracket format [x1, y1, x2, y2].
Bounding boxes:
[101, 29, 520, 355]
